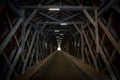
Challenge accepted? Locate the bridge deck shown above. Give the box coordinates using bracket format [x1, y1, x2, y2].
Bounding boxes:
[30, 52, 91, 80]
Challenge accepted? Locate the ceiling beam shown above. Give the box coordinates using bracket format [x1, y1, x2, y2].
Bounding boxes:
[61, 12, 81, 22]
[38, 12, 81, 23]
[36, 22, 83, 25]
[61, 11, 85, 23]
[98, 0, 119, 16]
[43, 29, 71, 32]
[38, 12, 60, 22]
[22, 6, 94, 10]
[34, 11, 59, 23]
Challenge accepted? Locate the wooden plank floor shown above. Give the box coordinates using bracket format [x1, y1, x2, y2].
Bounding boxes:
[30, 52, 92, 80]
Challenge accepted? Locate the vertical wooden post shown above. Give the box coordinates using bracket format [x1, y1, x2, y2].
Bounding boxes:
[95, 9, 99, 53]
[36, 31, 39, 64]
[81, 25, 85, 62]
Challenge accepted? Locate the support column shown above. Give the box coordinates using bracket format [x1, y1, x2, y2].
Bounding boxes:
[95, 9, 99, 53]
[81, 25, 85, 62]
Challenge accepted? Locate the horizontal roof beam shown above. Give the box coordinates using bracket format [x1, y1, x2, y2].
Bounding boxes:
[43, 29, 71, 32]
[36, 22, 83, 25]
[22, 6, 95, 10]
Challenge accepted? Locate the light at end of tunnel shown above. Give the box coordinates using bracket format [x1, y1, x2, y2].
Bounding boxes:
[49, 8, 60, 11]
[57, 46, 61, 51]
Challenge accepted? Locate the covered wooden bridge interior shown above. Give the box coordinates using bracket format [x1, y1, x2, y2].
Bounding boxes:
[0, 0, 120, 80]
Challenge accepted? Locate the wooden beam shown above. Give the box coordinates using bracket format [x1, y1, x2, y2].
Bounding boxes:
[81, 25, 85, 62]
[85, 47, 91, 65]
[9, 34, 23, 61]
[0, 18, 23, 56]
[37, 22, 83, 25]
[88, 26, 95, 39]
[29, 48, 35, 67]
[38, 12, 60, 22]
[6, 13, 20, 47]
[99, 45, 117, 80]
[0, 3, 41, 56]
[73, 24, 81, 34]
[95, 9, 99, 53]
[83, 31, 99, 71]
[6, 46, 23, 80]
[98, 0, 119, 16]
[98, 19, 120, 55]
[83, 9, 96, 27]
[23, 6, 94, 10]
[112, 5, 120, 14]
[82, 21, 90, 29]
[22, 31, 37, 74]
[83, 9, 100, 53]
[35, 32, 40, 64]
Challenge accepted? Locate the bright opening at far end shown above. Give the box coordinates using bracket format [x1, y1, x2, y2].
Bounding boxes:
[57, 46, 61, 51]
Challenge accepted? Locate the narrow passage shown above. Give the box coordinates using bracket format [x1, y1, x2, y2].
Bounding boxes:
[30, 52, 91, 80]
